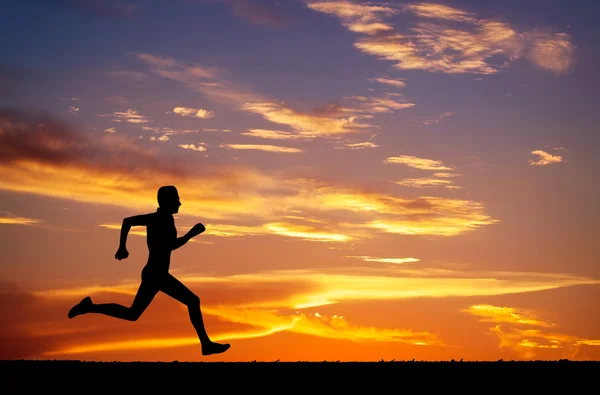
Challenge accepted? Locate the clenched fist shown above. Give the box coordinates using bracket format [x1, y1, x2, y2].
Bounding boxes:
[189, 223, 206, 237]
[115, 246, 129, 260]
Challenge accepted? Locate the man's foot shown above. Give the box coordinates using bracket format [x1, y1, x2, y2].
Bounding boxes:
[68, 296, 92, 319]
[202, 342, 230, 356]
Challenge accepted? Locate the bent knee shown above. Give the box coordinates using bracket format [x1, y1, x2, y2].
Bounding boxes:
[127, 308, 144, 321]
[187, 294, 200, 307]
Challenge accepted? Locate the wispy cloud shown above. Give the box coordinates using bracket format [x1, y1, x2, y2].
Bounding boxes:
[241, 129, 314, 140]
[136, 53, 407, 138]
[394, 178, 455, 189]
[18, 267, 597, 357]
[142, 126, 201, 136]
[0, 211, 42, 225]
[403, 3, 476, 23]
[38, 267, 600, 309]
[0, 109, 497, 237]
[172, 107, 214, 119]
[464, 304, 600, 359]
[345, 95, 415, 114]
[45, 307, 441, 356]
[306, 1, 397, 35]
[334, 141, 379, 150]
[529, 150, 563, 166]
[101, 109, 148, 124]
[369, 77, 406, 88]
[240, 101, 373, 137]
[347, 256, 420, 265]
[104, 127, 116, 134]
[36, 266, 600, 357]
[178, 143, 207, 152]
[384, 155, 453, 171]
[307, 1, 575, 75]
[220, 143, 303, 153]
[418, 111, 455, 127]
[465, 304, 553, 327]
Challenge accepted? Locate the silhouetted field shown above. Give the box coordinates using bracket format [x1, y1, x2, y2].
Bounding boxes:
[2, 359, 597, 390]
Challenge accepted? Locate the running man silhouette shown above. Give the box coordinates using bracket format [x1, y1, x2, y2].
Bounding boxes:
[68, 185, 230, 356]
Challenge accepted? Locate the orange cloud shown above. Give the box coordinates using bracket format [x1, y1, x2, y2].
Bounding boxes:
[529, 150, 563, 166]
[369, 77, 406, 88]
[394, 178, 454, 189]
[178, 143, 207, 152]
[136, 53, 414, 138]
[464, 304, 553, 327]
[28, 269, 599, 357]
[241, 129, 313, 140]
[347, 256, 420, 265]
[464, 304, 600, 359]
[173, 107, 214, 119]
[101, 108, 148, 123]
[334, 141, 379, 150]
[0, 211, 42, 225]
[45, 308, 441, 356]
[0, 110, 497, 237]
[307, 1, 575, 75]
[38, 267, 600, 310]
[240, 101, 372, 137]
[384, 155, 453, 171]
[403, 3, 477, 23]
[219, 143, 303, 153]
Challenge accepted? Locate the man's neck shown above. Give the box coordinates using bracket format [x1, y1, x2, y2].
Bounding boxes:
[157, 207, 172, 216]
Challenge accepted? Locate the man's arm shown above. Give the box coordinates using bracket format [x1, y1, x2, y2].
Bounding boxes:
[172, 223, 205, 250]
[115, 214, 151, 260]
[119, 214, 151, 247]
[172, 232, 193, 251]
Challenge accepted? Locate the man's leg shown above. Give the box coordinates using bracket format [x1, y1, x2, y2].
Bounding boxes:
[68, 280, 159, 321]
[159, 273, 230, 355]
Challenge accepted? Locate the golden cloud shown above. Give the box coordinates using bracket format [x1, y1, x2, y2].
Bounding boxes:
[100, 108, 148, 124]
[241, 129, 313, 140]
[241, 102, 372, 137]
[394, 178, 454, 189]
[369, 77, 406, 88]
[403, 3, 477, 23]
[219, 143, 303, 153]
[529, 150, 563, 166]
[334, 141, 379, 150]
[136, 54, 381, 138]
[384, 155, 453, 171]
[35, 265, 600, 357]
[308, 1, 575, 75]
[0, 110, 498, 238]
[465, 304, 600, 359]
[464, 304, 553, 327]
[178, 143, 207, 152]
[37, 267, 600, 310]
[347, 256, 420, 265]
[45, 308, 441, 356]
[0, 211, 42, 225]
[173, 107, 214, 119]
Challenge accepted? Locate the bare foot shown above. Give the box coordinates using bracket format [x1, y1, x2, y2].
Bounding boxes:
[202, 342, 230, 356]
[68, 296, 92, 319]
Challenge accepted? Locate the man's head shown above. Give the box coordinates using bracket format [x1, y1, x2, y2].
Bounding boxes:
[157, 185, 181, 214]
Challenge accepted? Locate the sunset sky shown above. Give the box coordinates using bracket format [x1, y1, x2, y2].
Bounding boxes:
[2, 0, 600, 362]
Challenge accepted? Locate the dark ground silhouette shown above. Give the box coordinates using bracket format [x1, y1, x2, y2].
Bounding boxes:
[68, 185, 229, 356]
[1, 360, 596, 390]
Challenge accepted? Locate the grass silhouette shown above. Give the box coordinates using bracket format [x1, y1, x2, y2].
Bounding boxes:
[1, 359, 597, 390]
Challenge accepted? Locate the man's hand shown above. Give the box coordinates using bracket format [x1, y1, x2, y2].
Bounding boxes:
[115, 246, 129, 260]
[189, 223, 206, 237]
